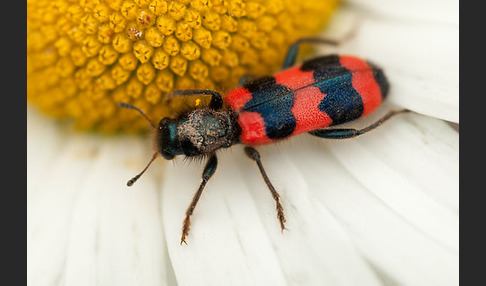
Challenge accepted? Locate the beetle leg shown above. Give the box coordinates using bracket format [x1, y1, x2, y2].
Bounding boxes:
[181, 154, 218, 245]
[282, 23, 360, 69]
[309, 109, 410, 139]
[283, 37, 339, 69]
[165, 89, 224, 110]
[244, 146, 286, 232]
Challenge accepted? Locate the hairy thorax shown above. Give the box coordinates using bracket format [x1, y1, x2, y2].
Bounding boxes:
[177, 108, 238, 156]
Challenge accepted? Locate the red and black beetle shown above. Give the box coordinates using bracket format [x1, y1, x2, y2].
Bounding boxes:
[120, 37, 408, 244]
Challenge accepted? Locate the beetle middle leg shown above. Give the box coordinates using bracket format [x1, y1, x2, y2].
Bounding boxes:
[282, 24, 360, 69]
[181, 154, 218, 245]
[244, 146, 286, 232]
[283, 37, 340, 69]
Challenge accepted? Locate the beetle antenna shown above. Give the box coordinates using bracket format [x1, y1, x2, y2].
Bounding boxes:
[127, 152, 159, 187]
[118, 102, 156, 129]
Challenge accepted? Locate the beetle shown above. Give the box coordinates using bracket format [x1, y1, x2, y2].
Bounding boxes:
[120, 37, 409, 244]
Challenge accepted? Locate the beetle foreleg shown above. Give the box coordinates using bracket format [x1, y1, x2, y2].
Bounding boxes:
[181, 154, 218, 245]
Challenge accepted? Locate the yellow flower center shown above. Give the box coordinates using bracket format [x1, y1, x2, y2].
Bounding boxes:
[27, 0, 339, 132]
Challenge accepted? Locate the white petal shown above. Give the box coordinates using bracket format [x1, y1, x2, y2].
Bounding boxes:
[345, 0, 458, 25]
[27, 106, 67, 205]
[28, 133, 99, 286]
[319, 3, 459, 122]
[315, 113, 459, 285]
[62, 138, 172, 286]
[159, 112, 458, 286]
[161, 147, 382, 286]
[161, 155, 288, 285]
[27, 108, 173, 285]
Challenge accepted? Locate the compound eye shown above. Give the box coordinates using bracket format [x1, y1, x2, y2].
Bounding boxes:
[156, 117, 181, 160]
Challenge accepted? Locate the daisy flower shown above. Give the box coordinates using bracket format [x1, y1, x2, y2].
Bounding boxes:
[27, 0, 458, 285]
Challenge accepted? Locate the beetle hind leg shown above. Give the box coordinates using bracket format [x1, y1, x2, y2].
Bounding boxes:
[309, 109, 410, 139]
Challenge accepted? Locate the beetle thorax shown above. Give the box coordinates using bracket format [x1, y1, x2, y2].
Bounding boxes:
[177, 108, 235, 156]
